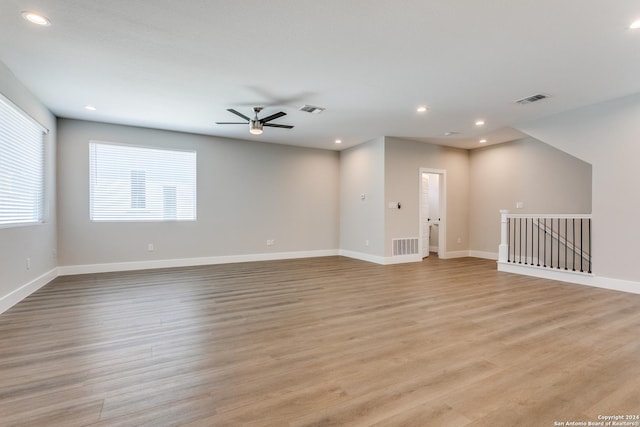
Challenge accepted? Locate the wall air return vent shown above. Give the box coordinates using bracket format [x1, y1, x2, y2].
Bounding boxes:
[299, 104, 325, 114]
[392, 237, 419, 256]
[515, 93, 551, 105]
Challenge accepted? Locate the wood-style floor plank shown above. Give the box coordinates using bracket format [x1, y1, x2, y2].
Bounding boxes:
[1, 256, 639, 426]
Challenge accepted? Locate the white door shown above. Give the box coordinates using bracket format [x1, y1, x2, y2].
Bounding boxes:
[421, 173, 430, 257]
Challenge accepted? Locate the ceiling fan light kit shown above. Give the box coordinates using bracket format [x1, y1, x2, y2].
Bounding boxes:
[216, 106, 293, 135]
[249, 120, 263, 135]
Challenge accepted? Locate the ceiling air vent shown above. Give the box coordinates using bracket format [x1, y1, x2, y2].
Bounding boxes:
[515, 93, 550, 105]
[299, 104, 325, 114]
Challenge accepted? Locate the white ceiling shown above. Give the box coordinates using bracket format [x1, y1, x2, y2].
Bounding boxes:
[1, 0, 639, 150]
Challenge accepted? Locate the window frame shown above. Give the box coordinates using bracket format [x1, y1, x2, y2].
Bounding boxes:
[0, 93, 47, 229]
[88, 140, 197, 223]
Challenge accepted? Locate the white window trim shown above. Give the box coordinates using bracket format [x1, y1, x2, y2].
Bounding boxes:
[88, 140, 197, 222]
[0, 93, 48, 228]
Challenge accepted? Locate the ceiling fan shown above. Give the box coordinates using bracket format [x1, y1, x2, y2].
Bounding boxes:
[216, 107, 293, 135]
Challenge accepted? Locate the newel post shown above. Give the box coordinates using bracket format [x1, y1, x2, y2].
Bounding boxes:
[498, 210, 510, 263]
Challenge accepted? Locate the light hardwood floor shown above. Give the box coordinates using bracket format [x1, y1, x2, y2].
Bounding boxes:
[1, 256, 639, 426]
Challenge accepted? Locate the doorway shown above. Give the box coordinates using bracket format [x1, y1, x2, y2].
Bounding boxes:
[419, 168, 446, 258]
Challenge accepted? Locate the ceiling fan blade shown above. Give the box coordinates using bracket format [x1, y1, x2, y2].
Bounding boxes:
[260, 111, 286, 123]
[226, 109, 251, 121]
[263, 123, 294, 129]
[215, 121, 248, 125]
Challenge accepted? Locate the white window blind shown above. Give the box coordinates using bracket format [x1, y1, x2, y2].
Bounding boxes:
[89, 141, 196, 221]
[0, 94, 46, 227]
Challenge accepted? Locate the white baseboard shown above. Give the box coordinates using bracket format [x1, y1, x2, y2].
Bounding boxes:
[339, 250, 428, 265]
[5, 253, 639, 317]
[340, 249, 495, 264]
[497, 261, 640, 295]
[468, 250, 498, 260]
[338, 250, 387, 265]
[58, 249, 339, 276]
[383, 254, 422, 265]
[0, 268, 58, 315]
[445, 250, 499, 260]
[593, 276, 640, 295]
[439, 250, 469, 259]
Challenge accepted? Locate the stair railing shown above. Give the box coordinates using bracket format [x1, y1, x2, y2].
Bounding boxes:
[499, 210, 592, 274]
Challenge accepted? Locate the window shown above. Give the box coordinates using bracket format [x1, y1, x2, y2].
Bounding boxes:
[130, 170, 146, 209]
[89, 141, 196, 221]
[0, 94, 46, 227]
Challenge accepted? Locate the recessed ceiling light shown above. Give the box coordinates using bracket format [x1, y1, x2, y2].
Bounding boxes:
[84, 105, 97, 111]
[630, 19, 640, 29]
[416, 106, 428, 113]
[475, 120, 485, 126]
[335, 139, 342, 144]
[21, 11, 51, 26]
[479, 139, 487, 144]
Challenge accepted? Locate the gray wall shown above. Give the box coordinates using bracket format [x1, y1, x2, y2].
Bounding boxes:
[468, 137, 592, 255]
[340, 136, 588, 261]
[57, 119, 339, 267]
[339, 137, 385, 257]
[518, 93, 640, 282]
[0, 62, 57, 304]
[384, 137, 470, 257]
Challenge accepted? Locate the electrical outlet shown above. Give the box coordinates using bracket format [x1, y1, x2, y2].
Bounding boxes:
[457, 237, 462, 244]
[26, 258, 31, 270]
[147, 243, 154, 252]
[365, 240, 370, 246]
[267, 239, 275, 246]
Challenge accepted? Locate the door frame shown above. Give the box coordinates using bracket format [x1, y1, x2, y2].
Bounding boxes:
[419, 168, 446, 259]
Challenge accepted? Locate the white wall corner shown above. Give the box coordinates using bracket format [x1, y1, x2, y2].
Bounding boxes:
[0, 268, 59, 315]
[339, 249, 387, 265]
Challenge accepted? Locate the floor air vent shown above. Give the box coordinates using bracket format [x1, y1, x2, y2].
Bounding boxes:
[392, 238, 419, 256]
